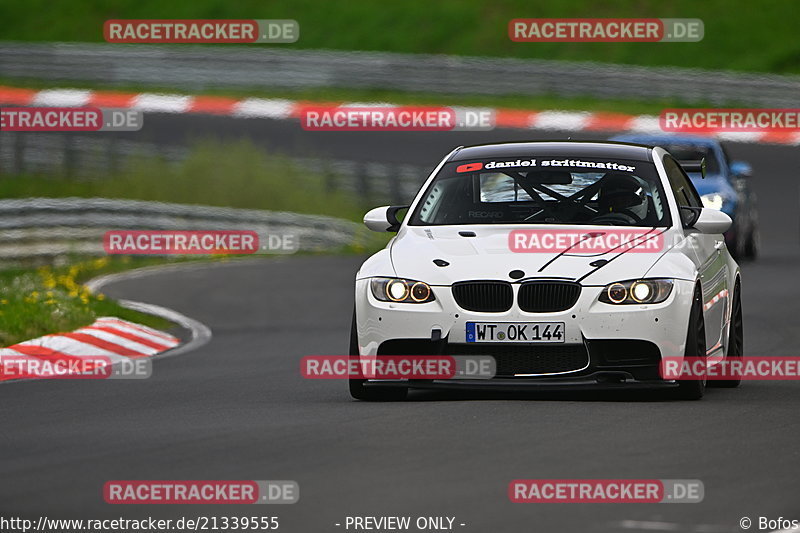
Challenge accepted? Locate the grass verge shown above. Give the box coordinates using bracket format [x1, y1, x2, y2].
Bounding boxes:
[0, 0, 798, 74]
[0, 139, 368, 221]
[0, 256, 175, 346]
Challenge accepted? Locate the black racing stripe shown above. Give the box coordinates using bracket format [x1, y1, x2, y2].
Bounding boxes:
[575, 227, 669, 284]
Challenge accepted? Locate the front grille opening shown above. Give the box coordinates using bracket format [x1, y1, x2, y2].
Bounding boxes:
[586, 339, 661, 365]
[449, 343, 589, 376]
[377, 339, 442, 356]
[452, 281, 513, 313]
[518, 281, 581, 313]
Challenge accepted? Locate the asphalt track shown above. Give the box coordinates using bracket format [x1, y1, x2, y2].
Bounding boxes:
[1, 118, 798, 532]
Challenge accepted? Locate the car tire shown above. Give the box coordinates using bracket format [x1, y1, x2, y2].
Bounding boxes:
[348, 310, 408, 402]
[674, 285, 707, 400]
[709, 279, 743, 388]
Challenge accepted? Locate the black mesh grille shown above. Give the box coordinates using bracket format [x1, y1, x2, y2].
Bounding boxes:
[449, 343, 589, 376]
[518, 281, 581, 313]
[451, 281, 513, 313]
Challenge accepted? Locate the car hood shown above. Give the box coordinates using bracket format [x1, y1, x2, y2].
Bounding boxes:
[389, 225, 675, 286]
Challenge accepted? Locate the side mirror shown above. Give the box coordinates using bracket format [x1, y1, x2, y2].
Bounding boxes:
[682, 206, 732, 234]
[730, 161, 753, 178]
[363, 205, 408, 232]
[679, 159, 706, 178]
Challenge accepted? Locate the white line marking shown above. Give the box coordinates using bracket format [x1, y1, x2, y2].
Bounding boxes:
[86, 263, 213, 360]
[233, 98, 295, 119]
[117, 299, 211, 361]
[32, 89, 92, 107]
[132, 93, 191, 113]
[627, 115, 663, 133]
[531, 110, 590, 130]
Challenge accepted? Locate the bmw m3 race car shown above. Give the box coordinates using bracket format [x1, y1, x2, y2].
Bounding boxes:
[351, 141, 743, 401]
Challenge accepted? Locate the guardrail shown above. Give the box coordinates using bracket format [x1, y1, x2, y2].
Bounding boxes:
[0, 198, 366, 260]
[2, 41, 799, 106]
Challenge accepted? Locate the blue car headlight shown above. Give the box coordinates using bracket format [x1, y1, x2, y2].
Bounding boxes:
[700, 193, 725, 211]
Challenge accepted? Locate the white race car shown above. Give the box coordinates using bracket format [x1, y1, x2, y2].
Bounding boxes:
[351, 141, 742, 401]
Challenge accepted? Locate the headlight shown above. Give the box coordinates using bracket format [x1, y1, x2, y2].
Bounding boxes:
[701, 193, 725, 210]
[370, 278, 435, 303]
[599, 279, 673, 305]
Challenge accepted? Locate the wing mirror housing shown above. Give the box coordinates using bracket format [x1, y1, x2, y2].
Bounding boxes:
[681, 206, 732, 234]
[679, 158, 706, 178]
[363, 205, 408, 232]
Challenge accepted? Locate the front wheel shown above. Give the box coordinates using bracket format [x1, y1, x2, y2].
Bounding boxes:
[674, 285, 707, 400]
[348, 310, 407, 402]
[709, 279, 743, 388]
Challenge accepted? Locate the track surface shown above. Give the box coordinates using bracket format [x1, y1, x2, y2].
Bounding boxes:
[1, 121, 798, 532]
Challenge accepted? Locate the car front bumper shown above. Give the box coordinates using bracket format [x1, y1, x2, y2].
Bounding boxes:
[354, 278, 696, 386]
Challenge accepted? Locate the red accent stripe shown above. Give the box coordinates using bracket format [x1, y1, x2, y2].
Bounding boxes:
[187, 96, 240, 115]
[495, 109, 537, 128]
[756, 131, 797, 144]
[88, 91, 138, 107]
[584, 112, 636, 131]
[83, 326, 174, 350]
[6, 343, 82, 361]
[95, 318, 178, 343]
[0, 86, 37, 105]
[60, 332, 148, 357]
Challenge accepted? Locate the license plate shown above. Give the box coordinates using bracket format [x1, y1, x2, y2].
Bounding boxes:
[466, 322, 565, 343]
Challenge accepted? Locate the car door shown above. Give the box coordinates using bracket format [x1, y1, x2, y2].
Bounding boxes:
[664, 156, 728, 353]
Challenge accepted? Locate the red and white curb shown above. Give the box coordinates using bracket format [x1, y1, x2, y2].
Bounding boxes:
[0, 317, 179, 381]
[1, 86, 798, 145]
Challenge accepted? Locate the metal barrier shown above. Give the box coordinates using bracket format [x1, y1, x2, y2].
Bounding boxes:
[0, 197, 366, 259]
[2, 41, 799, 106]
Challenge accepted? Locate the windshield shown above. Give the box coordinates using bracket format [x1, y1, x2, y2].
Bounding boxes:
[409, 156, 671, 227]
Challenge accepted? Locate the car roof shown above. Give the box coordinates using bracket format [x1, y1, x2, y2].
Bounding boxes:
[449, 141, 654, 162]
[610, 133, 720, 148]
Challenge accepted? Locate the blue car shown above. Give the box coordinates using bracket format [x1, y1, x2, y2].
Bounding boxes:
[611, 134, 759, 259]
